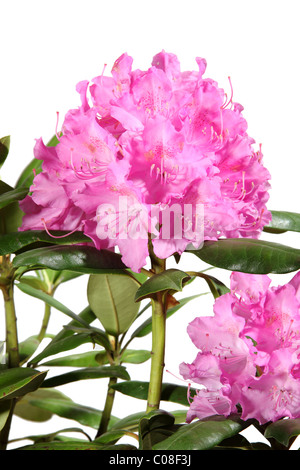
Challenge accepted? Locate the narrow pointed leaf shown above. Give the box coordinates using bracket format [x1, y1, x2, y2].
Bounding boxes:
[135, 269, 190, 302]
[16, 282, 98, 331]
[111, 381, 196, 406]
[194, 238, 300, 274]
[41, 366, 130, 388]
[28, 333, 99, 367]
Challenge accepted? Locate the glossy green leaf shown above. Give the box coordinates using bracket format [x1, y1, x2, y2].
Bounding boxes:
[264, 418, 300, 447]
[153, 415, 243, 450]
[0, 368, 47, 401]
[41, 365, 130, 388]
[87, 273, 141, 336]
[41, 349, 152, 367]
[0, 186, 29, 210]
[0, 136, 10, 169]
[0, 230, 91, 256]
[264, 210, 300, 234]
[111, 381, 196, 406]
[13, 245, 126, 273]
[135, 269, 190, 302]
[194, 238, 300, 274]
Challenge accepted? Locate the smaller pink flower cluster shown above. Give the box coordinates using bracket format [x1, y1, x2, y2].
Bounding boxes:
[180, 271, 300, 424]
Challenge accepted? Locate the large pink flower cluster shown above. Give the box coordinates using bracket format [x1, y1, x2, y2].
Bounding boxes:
[20, 51, 271, 272]
[180, 271, 300, 424]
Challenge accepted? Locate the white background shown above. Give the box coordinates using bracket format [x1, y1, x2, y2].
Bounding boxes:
[1, 0, 300, 449]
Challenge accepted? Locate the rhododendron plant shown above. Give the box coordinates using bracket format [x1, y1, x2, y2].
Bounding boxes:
[2, 51, 300, 452]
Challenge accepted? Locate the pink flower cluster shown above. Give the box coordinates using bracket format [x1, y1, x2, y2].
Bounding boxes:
[180, 271, 300, 424]
[20, 51, 271, 272]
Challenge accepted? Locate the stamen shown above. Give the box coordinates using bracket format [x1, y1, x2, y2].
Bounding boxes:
[55, 112, 61, 142]
[221, 76, 234, 110]
[41, 218, 83, 238]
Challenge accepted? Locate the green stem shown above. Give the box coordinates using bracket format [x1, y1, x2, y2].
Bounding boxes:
[2, 282, 19, 369]
[37, 301, 51, 343]
[96, 376, 118, 438]
[96, 335, 119, 438]
[146, 292, 166, 413]
[146, 245, 166, 413]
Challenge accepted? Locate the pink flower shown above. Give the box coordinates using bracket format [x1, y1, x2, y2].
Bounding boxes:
[20, 51, 271, 272]
[181, 271, 300, 424]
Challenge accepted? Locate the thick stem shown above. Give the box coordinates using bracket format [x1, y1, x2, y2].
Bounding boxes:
[146, 246, 166, 413]
[146, 292, 166, 413]
[2, 282, 19, 369]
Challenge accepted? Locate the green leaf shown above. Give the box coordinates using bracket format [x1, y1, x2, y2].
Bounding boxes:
[16, 441, 136, 450]
[15, 282, 102, 334]
[194, 238, 300, 274]
[153, 415, 243, 450]
[14, 388, 72, 423]
[0, 230, 91, 256]
[135, 269, 190, 302]
[111, 381, 196, 407]
[20, 390, 119, 429]
[0, 400, 12, 431]
[41, 365, 130, 388]
[264, 418, 300, 447]
[13, 244, 126, 273]
[0, 136, 10, 169]
[0, 186, 29, 210]
[20, 427, 92, 444]
[28, 333, 100, 367]
[0, 367, 47, 401]
[87, 273, 141, 336]
[264, 210, 300, 234]
[18, 335, 41, 363]
[40, 349, 152, 368]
